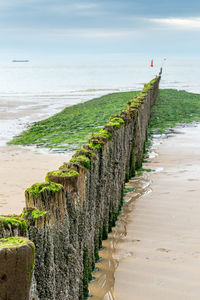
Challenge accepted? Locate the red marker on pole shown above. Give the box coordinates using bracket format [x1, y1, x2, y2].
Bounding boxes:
[150, 59, 153, 67]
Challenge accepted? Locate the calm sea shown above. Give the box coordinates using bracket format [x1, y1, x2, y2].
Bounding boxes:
[0, 58, 200, 147]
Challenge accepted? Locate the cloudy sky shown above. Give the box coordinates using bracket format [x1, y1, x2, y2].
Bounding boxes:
[1, 0, 200, 62]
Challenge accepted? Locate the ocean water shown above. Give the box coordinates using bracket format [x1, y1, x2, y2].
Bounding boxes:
[0, 58, 200, 147]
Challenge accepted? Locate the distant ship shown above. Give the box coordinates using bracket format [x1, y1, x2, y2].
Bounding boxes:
[12, 60, 30, 62]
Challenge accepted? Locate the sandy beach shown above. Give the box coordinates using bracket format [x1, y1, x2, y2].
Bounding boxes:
[89, 123, 200, 299]
[113, 123, 200, 300]
[0, 146, 71, 215]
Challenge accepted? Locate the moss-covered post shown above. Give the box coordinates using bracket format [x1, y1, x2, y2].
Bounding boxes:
[0, 237, 35, 300]
[25, 182, 65, 227]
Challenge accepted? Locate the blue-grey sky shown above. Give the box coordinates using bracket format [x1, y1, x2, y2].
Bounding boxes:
[1, 0, 200, 62]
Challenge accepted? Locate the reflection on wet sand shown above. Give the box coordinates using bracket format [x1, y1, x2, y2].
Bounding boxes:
[89, 175, 152, 299]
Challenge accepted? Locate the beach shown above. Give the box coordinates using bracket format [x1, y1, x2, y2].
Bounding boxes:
[0, 145, 71, 215]
[0, 60, 200, 298]
[113, 123, 200, 300]
[1, 60, 200, 278]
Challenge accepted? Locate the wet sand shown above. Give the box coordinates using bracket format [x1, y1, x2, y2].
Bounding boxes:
[89, 176, 151, 300]
[90, 123, 200, 300]
[114, 123, 200, 300]
[0, 146, 71, 215]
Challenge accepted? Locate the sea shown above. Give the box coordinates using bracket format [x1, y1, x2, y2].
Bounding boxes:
[0, 58, 200, 148]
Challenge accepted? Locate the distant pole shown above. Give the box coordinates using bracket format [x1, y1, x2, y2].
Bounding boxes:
[160, 58, 166, 75]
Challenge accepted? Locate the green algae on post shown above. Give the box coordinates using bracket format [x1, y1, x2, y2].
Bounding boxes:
[106, 116, 125, 129]
[22, 208, 47, 221]
[31, 209, 47, 221]
[0, 237, 26, 248]
[88, 140, 102, 150]
[88, 128, 112, 150]
[82, 246, 93, 299]
[25, 182, 63, 199]
[93, 128, 112, 139]
[73, 147, 97, 159]
[70, 155, 90, 169]
[46, 169, 79, 181]
[0, 215, 27, 232]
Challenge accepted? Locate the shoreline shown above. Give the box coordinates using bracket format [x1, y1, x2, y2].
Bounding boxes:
[0, 145, 72, 215]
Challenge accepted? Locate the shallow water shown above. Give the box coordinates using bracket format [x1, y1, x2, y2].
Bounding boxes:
[89, 173, 152, 299]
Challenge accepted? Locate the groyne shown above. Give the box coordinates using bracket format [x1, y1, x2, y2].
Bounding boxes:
[0, 74, 160, 300]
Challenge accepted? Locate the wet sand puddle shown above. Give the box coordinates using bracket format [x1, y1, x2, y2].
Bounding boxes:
[89, 172, 153, 300]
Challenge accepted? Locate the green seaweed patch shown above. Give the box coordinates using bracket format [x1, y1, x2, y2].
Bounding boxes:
[140, 91, 148, 97]
[149, 89, 200, 134]
[128, 98, 141, 108]
[0, 237, 26, 248]
[136, 168, 153, 176]
[106, 116, 125, 129]
[74, 147, 97, 159]
[128, 104, 140, 111]
[133, 95, 146, 102]
[121, 108, 135, 118]
[46, 169, 79, 181]
[25, 182, 63, 199]
[128, 108, 138, 115]
[31, 209, 47, 221]
[134, 95, 146, 102]
[88, 131, 111, 150]
[8, 90, 139, 151]
[93, 128, 112, 139]
[110, 116, 125, 124]
[70, 155, 90, 169]
[21, 208, 47, 223]
[143, 83, 153, 91]
[74, 148, 89, 157]
[0, 215, 27, 232]
[106, 121, 120, 129]
[150, 77, 158, 84]
[88, 141, 102, 150]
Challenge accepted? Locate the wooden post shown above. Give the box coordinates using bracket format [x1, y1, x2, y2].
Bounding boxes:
[0, 237, 35, 300]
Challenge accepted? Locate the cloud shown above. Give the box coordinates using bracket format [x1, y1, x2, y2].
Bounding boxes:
[150, 17, 200, 30]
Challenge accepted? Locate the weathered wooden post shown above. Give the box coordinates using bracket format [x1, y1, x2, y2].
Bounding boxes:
[0, 237, 35, 300]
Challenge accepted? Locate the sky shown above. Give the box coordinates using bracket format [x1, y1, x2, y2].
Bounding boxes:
[1, 0, 200, 62]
